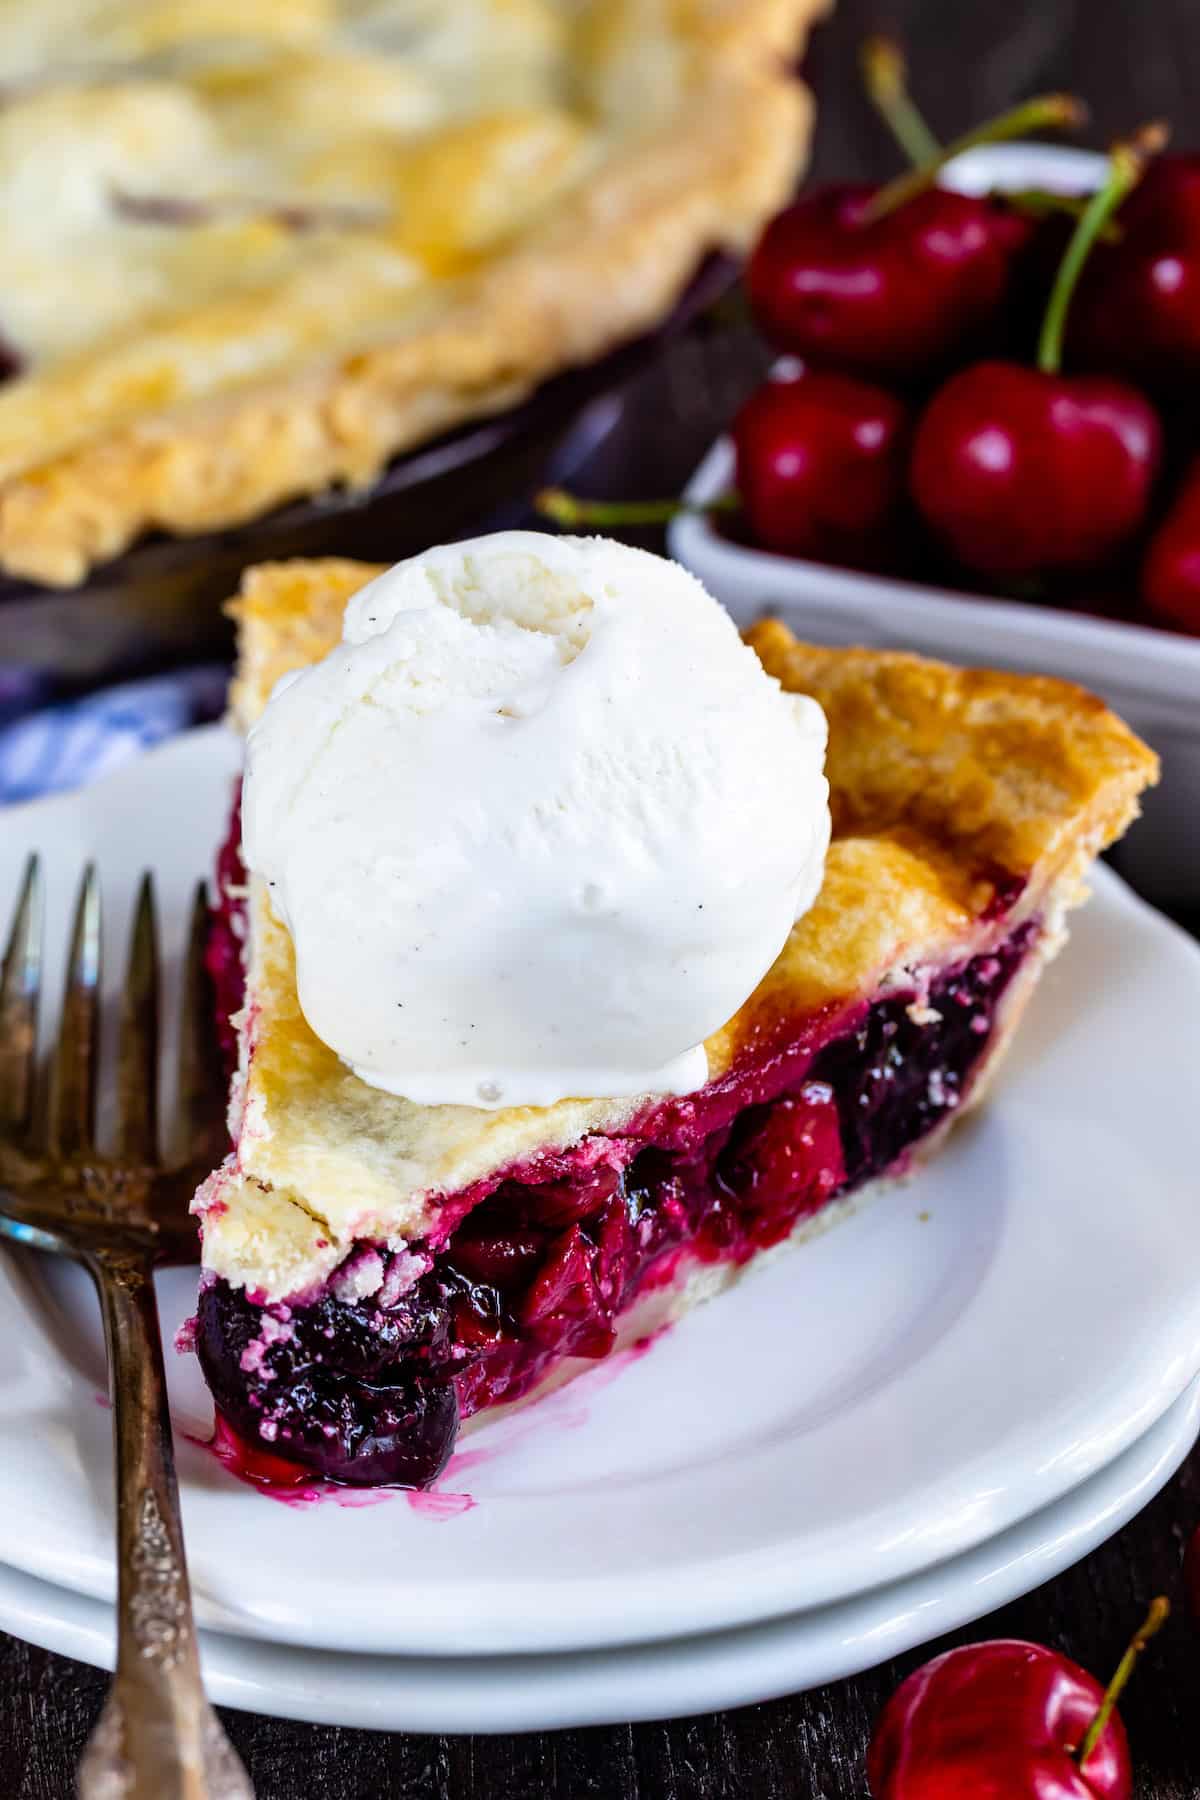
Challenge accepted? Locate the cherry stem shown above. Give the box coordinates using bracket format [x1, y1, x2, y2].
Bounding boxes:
[1004, 188, 1122, 241]
[535, 488, 739, 528]
[862, 92, 1087, 224]
[1037, 125, 1167, 374]
[1074, 1596, 1170, 1771]
[860, 37, 941, 169]
[857, 43, 1110, 236]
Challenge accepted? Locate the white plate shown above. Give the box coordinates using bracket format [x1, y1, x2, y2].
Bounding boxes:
[668, 143, 1200, 907]
[0, 729, 1199, 1659]
[2, 1379, 1196, 1733]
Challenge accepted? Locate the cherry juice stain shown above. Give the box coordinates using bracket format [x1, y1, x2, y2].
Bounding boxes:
[190, 1415, 477, 1516]
[189, 1332, 664, 1515]
[404, 1488, 476, 1519]
[189, 1415, 394, 1511]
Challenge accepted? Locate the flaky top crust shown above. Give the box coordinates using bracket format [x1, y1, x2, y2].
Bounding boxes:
[199, 557, 1157, 1298]
[745, 618, 1160, 895]
[0, 1, 824, 586]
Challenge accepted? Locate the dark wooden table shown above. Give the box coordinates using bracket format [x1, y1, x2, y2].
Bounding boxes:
[6, 2, 1200, 1794]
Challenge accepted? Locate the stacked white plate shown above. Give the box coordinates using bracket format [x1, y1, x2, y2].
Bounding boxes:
[0, 727, 1197, 1731]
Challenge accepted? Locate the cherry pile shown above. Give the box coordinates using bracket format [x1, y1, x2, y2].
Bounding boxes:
[740, 56, 1194, 633]
[540, 44, 1200, 638]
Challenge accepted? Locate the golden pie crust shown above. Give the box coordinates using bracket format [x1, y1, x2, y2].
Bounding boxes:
[0, 0, 825, 586]
[195, 555, 1157, 1300]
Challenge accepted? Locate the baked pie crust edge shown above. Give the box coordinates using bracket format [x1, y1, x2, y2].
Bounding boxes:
[0, 0, 826, 586]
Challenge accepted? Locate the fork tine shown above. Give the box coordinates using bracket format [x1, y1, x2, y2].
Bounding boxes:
[116, 872, 159, 1164]
[175, 880, 227, 1167]
[49, 862, 100, 1160]
[0, 855, 42, 1135]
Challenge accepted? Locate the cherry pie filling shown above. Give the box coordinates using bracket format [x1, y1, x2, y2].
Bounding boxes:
[198, 809, 1035, 1488]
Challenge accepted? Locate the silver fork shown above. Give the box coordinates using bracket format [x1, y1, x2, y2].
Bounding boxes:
[0, 858, 254, 1799]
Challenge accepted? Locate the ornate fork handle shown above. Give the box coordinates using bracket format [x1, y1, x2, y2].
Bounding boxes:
[0, 865, 252, 1793]
[76, 1246, 252, 1800]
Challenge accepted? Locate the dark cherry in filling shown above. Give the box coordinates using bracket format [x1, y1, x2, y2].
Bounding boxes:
[197, 919, 1033, 1488]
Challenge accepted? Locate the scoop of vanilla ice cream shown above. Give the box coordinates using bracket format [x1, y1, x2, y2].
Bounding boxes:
[242, 532, 830, 1110]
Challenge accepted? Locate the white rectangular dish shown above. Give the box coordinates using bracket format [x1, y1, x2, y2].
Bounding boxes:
[670, 143, 1200, 905]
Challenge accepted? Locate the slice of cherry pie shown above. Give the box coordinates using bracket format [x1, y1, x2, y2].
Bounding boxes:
[194, 557, 1157, 1488]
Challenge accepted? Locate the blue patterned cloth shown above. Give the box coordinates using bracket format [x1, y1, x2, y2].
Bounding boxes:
[0, 667, 227, 806]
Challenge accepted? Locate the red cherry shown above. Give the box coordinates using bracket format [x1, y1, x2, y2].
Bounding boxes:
[868, 1600, 1168, 1800]
[1142, 458, 1200, 634]
[731, 368, 909, 563]
[714, 1082, 844, 1248]
[746, 88, 1082, 382]
[448, 1221, 545, 1291]
[867, 1641, 1130, 1799]
[450, 1288, 507, 1353]
[909, 361, 1160, 579]
[1112, 151, 1200, 242]
[518, 1166, 620, 1228]
[520, 1223, 615, 1357]
[910, 138, 1163, 583]
[1070, 148, 1200, 386]
[747, 184, 1026, 382]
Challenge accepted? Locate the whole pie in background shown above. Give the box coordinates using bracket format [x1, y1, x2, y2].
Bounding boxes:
[0, 0, 823, 587]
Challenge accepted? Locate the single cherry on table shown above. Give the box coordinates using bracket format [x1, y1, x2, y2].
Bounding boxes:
[868, 1598, 1169, 1799]
[909, 137, 1164, 581]
[747, 56, 1081, 383]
